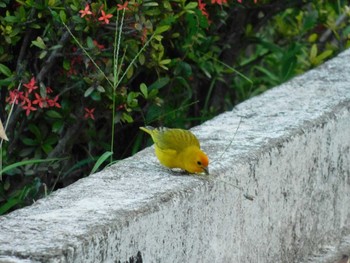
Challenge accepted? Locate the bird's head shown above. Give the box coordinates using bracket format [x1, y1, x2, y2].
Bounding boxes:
[182, 146, 209, 175]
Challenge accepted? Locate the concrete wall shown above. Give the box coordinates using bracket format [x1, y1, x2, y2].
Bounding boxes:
[0, 49, 349, 263]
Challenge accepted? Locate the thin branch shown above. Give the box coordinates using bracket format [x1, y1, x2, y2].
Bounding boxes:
[36, 30, 71, 83]
[47, 117, 84, 159]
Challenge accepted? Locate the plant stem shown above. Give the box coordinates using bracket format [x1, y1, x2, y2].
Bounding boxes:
[0, 82, 22, 181]
[62, 22, 113, 88]
[115, 33, 156, 88]
[110, 8, 126, 162]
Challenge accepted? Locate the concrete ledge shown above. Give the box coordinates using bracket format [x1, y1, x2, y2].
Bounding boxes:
[0, 50, 350, 263]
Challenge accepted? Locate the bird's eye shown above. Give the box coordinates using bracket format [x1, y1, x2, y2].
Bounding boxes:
[197, 161, 202, 165]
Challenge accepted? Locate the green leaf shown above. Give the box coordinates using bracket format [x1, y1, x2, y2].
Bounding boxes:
[200, 65, 212, 78]
[39, 50, 48, 59]
[32, 37, 47, 50]
[59, 10, 66, 23]
[126, 65, 134, 79]
[87, 36, 94, 49]
[140, 83, 148, 98]
[84, 86, 95, 97]
[52, 120, 64, 133]
[30, 23, 41, 29]
[45, 135, 58, 145]
[148, 89, 159, 99]
[154, 35, 163, 41]
[315, 50, 333, 64]
[96, 85, 105, 93]
[127, 92, 139, 107]
[28, 124, 42, 140]
[49, 9, 59, 22]
[144, 9, 161, 16]
[69, 3, 78, 11]
[49, 44, 63, 51]
[41, 144, 53, 154]
[4, 16, 19, 23]
[163, 1, 172, 10]
[148, 77, 169, 91]
[143, 2, 159, 7]
[255, 66, 280, 83]
[155, 25, 170, 34]
[159, 59, 171, 65]
[0, 77, 12, 86]
[22, 138, 38, 146]
[91, 91, 101, 101]
[174, 76, 191, 89]
[256, 38, 283, 53]
[46, 110, 63, 119]
[303, 10, 318, 32]
[139, 53, 145, 65]
[281, 56, 297, 81]
[122, 112, 133, 123]
[309, 44, 317, 61]
[48, 0, 57, 6]
[0, 64, 11, 77]
[63, 59, 70, 70]
[174, 61, 192, 78]
[184, 2, 197, 10]
[90, 151, 113, 175]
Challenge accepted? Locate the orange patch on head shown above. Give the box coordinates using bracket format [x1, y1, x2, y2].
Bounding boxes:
[200, 152, 209, 167]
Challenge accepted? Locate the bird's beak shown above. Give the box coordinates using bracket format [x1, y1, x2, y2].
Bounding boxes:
[203, 166, 209, 175]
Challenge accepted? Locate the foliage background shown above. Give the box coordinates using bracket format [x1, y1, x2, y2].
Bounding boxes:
[0, 0, 349, 214]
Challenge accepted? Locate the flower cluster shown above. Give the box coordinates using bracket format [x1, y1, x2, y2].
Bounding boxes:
[6, 77, 61, 116]
[79, 2, 129, 25]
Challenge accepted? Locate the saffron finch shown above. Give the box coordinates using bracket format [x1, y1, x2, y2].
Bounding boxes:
[140, 126, 209, 175]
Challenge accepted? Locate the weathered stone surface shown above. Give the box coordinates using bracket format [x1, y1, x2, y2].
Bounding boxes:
[0, 50, 349, 263]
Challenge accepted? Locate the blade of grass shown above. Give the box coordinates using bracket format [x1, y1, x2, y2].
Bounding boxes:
[0, 157, 64, 174]
[90, 151, 113, 175]
[111, 8, 126, 161]
[58, 19, 113, 88]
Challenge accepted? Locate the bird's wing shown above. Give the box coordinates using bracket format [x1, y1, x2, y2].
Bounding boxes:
[154, 128, 200, 152]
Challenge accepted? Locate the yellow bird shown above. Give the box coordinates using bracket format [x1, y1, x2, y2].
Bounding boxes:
[140, 126, 209, 175]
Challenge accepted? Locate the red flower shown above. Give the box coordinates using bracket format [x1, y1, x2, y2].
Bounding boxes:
[98, 10, 113, 24]
[211, 0, 227, 4]
[198, 0, 209, 18]
[117, 104, 126, 111]
[67, 67, 78, 76]
[84, 108, 95, 120]
[93, 40, 105, 50]
[23, 77, 38, 93]
[32, 93, 46, 108]
[117, 1, 129, 11]
[22, 101, 37, 116]
[46, 87, 53, 94]
[79, 4, 93, 18]
[6, 90, 24, 104]
[47, 95, 61, 108]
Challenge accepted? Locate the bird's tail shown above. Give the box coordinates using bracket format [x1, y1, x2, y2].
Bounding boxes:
[140, 126, 159, 143]
[139, 126, 155, 135]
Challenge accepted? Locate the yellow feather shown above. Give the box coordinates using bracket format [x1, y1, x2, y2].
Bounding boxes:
[140, 126, 209, 174]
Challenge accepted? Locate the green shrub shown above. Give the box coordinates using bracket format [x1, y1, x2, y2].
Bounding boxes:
[0, 0, 349, 214]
